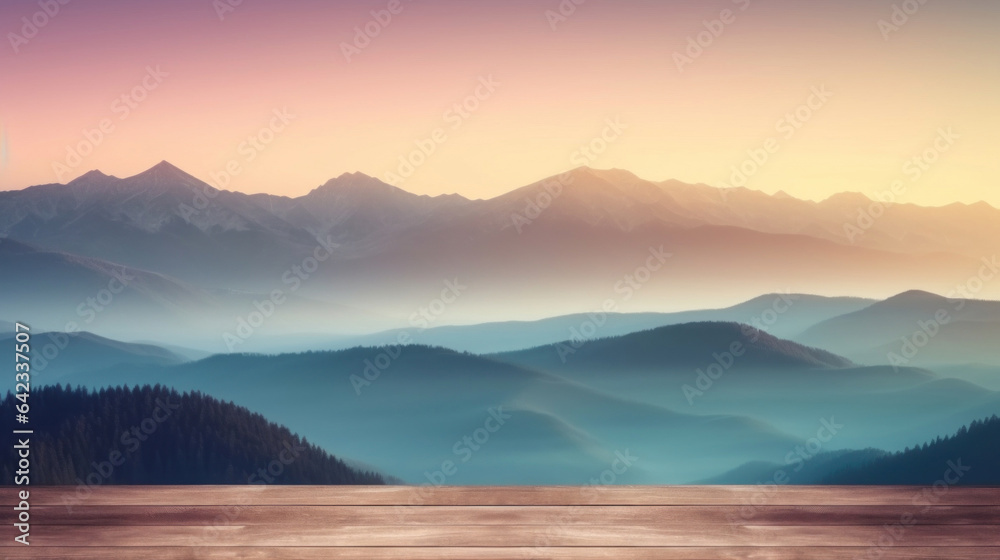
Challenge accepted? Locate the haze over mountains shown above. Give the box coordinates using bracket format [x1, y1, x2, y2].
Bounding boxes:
[4, 162, 998, 483]
[321, 293, 875, 355]
[22, 325, 857, 484]
[6, 0, 998, 491]
[1, 162, 998, 342]
[798, 290, 1000, 367]
[33, 321, 999, 484]
[0, 236, 387, 347]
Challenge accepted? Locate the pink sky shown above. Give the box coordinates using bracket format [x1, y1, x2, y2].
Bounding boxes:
[1, 0, 998, 205]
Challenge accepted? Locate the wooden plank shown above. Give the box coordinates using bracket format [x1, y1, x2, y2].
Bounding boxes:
[5, 547, 1000, 560]
[6, 486, 1000, 506]
[28, 504, 1000, 526]
[6, 486, 998, 556]
[8, 524, 1000, 547]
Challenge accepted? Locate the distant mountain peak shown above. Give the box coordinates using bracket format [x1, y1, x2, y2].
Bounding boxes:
[968, 200, 997, 212]
[125, 160, 203, 186]
[879, 290, 949, 307]
[887, 289, 943, 299]
[310, 172, 405, 197]
[499, 320, 854, 370]
[68, 169, 112, 184]
[334, 171, 378, 181]
[571, 167, 640, 180]
[821, 192, 872, 206]
[148, 160, 184, 173]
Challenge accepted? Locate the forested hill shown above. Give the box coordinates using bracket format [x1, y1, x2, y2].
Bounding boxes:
[1, 384, 385, 485]
[821, 415, 1000, 485]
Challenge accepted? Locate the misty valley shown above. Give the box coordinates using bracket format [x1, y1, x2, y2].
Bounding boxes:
[1, 163, 998, 486]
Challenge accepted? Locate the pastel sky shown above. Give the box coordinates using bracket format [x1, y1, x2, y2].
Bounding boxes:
[1, 0, 997, 205]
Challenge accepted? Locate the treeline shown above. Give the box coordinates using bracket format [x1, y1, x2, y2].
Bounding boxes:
[0, 384, 385, 485]
[822, 415, 1000, 485]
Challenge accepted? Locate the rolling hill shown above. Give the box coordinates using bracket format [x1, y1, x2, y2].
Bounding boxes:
[491, 322, 998, 453]
[821, 414, 999, 485]
[0, 331, 188, 380]
[0, 384, 386, 485]
[321, 294, 874, 355]
[38, 345, 806, 484]
[796, 290, 1000, 366]
[19, 320, 999, 484]
[704, 415, 1000, 485]
[495, 322, 854, 374]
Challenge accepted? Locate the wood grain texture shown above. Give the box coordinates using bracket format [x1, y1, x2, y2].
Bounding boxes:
[5, 548, 1000, 560]
[3, 486, 999, 558]
[5, 485, 999, 506]
[13, 524, 1000, 547]
[27, 505, 1000, 526]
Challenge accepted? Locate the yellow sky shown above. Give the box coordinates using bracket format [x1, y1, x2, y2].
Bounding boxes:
[1, 0, 997, 206]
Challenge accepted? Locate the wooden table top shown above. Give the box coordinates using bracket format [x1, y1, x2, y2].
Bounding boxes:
[3, 485, 999, 558]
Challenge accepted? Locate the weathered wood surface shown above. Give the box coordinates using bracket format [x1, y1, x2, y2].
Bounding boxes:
[3, 486, 999, 558]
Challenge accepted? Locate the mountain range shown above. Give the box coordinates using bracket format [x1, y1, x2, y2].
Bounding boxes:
[4, 162, 997, 484]
[2, 162, 998, 337]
